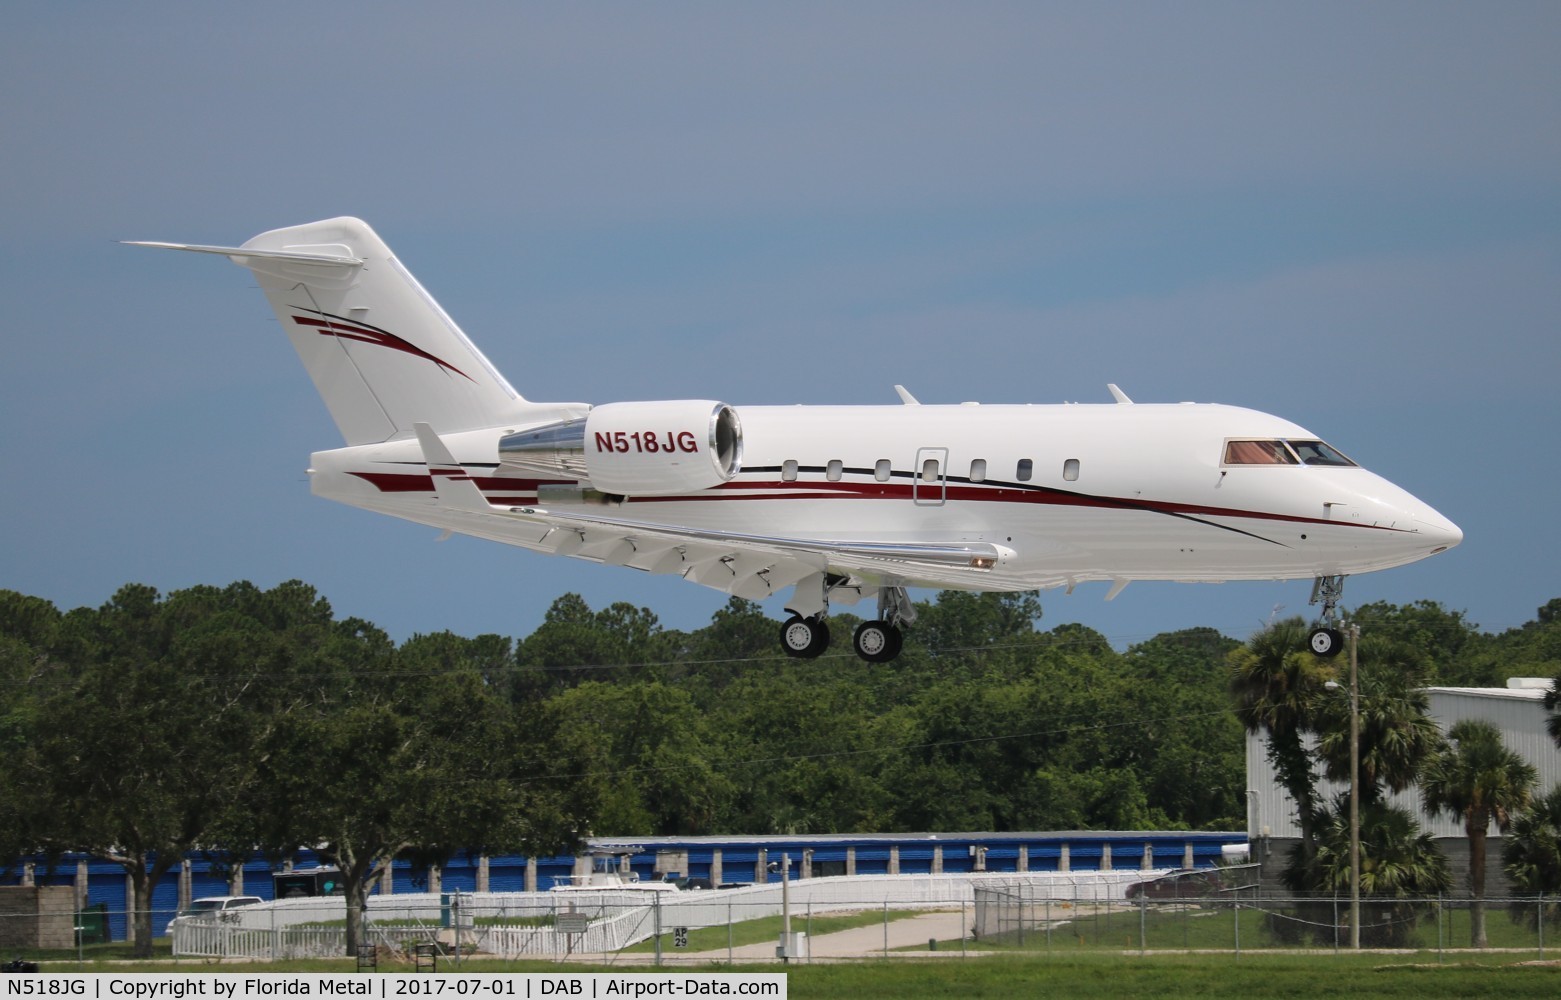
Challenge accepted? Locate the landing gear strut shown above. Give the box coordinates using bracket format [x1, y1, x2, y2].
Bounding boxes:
[1307, 575, 1346, 659]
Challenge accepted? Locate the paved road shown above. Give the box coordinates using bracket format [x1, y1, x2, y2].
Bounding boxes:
[678, 909, 971, 962]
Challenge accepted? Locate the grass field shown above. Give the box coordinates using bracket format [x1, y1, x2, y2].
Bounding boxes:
[17, 905, 1561, 998]
[624, 908, 925, 954]
[962, 899, 1559, 954]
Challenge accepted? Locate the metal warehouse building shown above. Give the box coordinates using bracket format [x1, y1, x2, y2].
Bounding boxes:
[1245, 679, 1561, 893]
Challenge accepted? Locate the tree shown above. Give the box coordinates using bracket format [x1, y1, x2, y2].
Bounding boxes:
[0, 592, 61, 871]
[1349, 601, 1484, 684]
[1502, 784, 1561, 930]
[1312, 639, 1441, 805]
[1229, 617, 1335, 870]
[908, 591, 1042, 658]
[18, 584, 272, 956]
[245, 619, 574, 956]
[515, 594, 679, 691]
[542, 681, 731, 835]
[1422, 719, 1538, 948]
[1283, 797, 1451, 946]
[1127, 628, 1245, 830]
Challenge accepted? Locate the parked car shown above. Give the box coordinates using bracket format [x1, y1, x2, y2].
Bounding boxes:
[1125, 869, 1226, 901]
[164, 895, 263, 936]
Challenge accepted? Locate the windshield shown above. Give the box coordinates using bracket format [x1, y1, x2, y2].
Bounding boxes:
[1287, 440, 1356, 467]
[1223, 439, 1358, 468]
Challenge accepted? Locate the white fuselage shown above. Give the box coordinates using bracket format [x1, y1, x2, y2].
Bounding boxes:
[309, 401, 1461, 594]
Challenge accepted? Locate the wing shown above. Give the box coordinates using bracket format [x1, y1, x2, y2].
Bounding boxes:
[413, 425, 1012, 603]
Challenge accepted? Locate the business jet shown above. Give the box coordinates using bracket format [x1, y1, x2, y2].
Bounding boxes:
[129, 218, 1461, 662]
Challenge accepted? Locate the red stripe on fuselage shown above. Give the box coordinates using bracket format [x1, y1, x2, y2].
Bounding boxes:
[347, 470, 1404, 533]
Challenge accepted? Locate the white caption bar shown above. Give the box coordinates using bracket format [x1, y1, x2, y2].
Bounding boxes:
[2, 974, 786, 1000]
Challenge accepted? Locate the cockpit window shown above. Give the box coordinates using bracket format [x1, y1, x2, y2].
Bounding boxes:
[1288, 440, 1357, 467]
[1223, 439, 1359, 467]
[1224, 440, 1298, 465]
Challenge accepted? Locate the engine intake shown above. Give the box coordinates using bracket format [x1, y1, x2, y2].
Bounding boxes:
[499, 401, 742, 496]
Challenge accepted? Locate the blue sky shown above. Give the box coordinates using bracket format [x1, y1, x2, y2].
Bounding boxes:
[3, 2, 1558, 649]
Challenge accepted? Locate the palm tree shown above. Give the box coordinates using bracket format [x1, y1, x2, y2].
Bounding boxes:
[1229, 617, 1336, 873]
[1313, 639, 1441, 804]
[1502, 783, 1561, 929]
[1285, 796, 1451, 946]
[1421, 720, 1538, 948]
[1543, 673, 1561, 747]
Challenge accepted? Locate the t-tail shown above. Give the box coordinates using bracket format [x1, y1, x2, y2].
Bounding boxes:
[128, 217, 552, 445]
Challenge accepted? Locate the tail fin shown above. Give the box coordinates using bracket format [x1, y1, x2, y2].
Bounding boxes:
[133, 218, 530, 445]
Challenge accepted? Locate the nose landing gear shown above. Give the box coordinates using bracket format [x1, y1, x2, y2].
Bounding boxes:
[1307, 575, 1347, 658]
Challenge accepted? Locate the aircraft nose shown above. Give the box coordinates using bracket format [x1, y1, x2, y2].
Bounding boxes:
[1414, 509, 1463, 555]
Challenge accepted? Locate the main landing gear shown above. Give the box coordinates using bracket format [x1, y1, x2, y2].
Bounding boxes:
[779, 615, 831, 658]
[778, 583, 915, 663]
[1307, 575, 1346, 659]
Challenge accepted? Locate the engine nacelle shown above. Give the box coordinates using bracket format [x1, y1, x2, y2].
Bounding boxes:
[499, 400, 742, 496]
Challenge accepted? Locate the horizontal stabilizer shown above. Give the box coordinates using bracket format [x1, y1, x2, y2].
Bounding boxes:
[129, 218, 540, 447]
[122, 241, 363, 267]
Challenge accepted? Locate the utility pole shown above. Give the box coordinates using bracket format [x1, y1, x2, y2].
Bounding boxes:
[780, 853, 792, 964]
[1349, 622, 1361, 950]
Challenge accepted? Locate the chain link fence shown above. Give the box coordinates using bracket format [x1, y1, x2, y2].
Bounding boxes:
[3, 875, 1558, 967]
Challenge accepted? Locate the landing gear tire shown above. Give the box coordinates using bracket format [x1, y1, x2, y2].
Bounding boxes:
[1308, 627, 1344, 658]
[853, 620, 903, 663]
[780, 615, 830, 658]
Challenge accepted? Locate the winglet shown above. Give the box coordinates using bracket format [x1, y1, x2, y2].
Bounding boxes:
[894, 385, 921, 405]
[413, 423, 496, 515]
[1107, 384, 1134, 404]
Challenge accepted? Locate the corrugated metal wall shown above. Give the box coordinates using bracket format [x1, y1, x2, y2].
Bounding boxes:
[1245, 687, 1559, 841]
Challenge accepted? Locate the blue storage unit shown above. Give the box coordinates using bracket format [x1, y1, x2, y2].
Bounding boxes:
[486, 855, 529, 892]
[852, 843, 892, 875]
[896, 843, 935, 874]
[1025, 842, 1063, 870]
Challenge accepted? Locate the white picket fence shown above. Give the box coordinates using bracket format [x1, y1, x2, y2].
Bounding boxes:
[172, 870, 1168, 960]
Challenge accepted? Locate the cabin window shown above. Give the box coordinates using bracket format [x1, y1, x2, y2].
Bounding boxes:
[969, 459, 987, 483]
[1289, 440, 1357, 467]
[1017, 459, 1033, 481]
[874, 459, 891, 482]
[782, 459, 799, 481]
[1063, 458, 1080, 482]
[921, 458, 940, 483]
[826, 460, 843, 482]
[1223, 440, 1298, 466]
